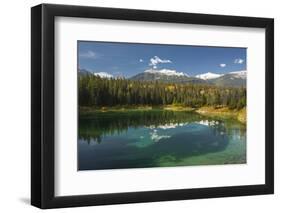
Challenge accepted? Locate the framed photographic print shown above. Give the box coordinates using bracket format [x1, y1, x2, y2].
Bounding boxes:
[31, 3, 274, 209]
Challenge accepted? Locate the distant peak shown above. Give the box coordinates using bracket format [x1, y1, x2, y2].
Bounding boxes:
[196, 72, 222, 80]
[229, 70, 247, 75]
[144, 69, 189, 77]
[93, 72, 113, 78]
[228, 70, 247, 79]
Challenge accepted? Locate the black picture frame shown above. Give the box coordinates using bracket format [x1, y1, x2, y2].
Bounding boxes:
[31, 3, 274, 209]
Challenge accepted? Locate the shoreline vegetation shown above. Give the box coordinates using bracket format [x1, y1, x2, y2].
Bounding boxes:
[79, 75, 246, 124]
[79, 105, 246, 124]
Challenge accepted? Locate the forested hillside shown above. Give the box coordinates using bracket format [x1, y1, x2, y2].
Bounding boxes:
[79, 75, 246, 109]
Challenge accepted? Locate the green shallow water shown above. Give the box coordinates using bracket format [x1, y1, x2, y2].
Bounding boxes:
[78, 110, 246, 170]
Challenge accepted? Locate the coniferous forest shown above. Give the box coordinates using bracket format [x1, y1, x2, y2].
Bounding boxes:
[78, 42, 247, 171]
[79, 75, 246, 109]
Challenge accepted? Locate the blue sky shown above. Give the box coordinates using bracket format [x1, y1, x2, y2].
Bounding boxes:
[78, 41, 246, 78]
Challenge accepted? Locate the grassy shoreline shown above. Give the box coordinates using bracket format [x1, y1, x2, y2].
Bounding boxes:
[79, 105, 246, 124]
[196, 106, 246, 123]
[79, 105, 195, 112]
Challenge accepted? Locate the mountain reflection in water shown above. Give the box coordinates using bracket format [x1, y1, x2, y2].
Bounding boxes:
[78, 110, 246, 170]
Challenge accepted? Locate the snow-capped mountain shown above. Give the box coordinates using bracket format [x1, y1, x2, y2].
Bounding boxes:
[144, 69, 189, 77]
[78, 69, 113, 78]
[196, 72, 222, 80]
[194, 70, 247, 86]
[93, 72, 113, 78]
[229, 70, 247, 79]
[130, 69, 206, 84]
[79, 68, 246, 87]
[210, 70, 247, 87]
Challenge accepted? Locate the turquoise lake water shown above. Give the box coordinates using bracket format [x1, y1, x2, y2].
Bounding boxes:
[78, 110, 246, 170]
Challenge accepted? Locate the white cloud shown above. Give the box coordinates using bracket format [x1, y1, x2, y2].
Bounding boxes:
[220, 63, 226, 67]
[139, 59, 143, 62]
[149, 56, 172, 69]
[79, 50, 98, 59]
[234, 58, 244, 64]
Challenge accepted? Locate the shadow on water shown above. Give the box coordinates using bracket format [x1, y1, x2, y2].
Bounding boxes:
[78, 110, 246, 170]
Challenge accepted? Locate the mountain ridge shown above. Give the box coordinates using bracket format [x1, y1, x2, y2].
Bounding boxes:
[78, 69, 246, 87]
[196, 72, 223, 80]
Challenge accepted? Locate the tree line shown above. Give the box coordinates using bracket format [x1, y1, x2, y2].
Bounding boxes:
[79, 75, 246, 109]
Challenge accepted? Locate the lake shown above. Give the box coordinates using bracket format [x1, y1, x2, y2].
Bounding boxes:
[78, 110, 246, 170]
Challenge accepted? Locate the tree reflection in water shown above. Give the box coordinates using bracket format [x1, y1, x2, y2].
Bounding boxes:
[78, 110, 246, 170]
